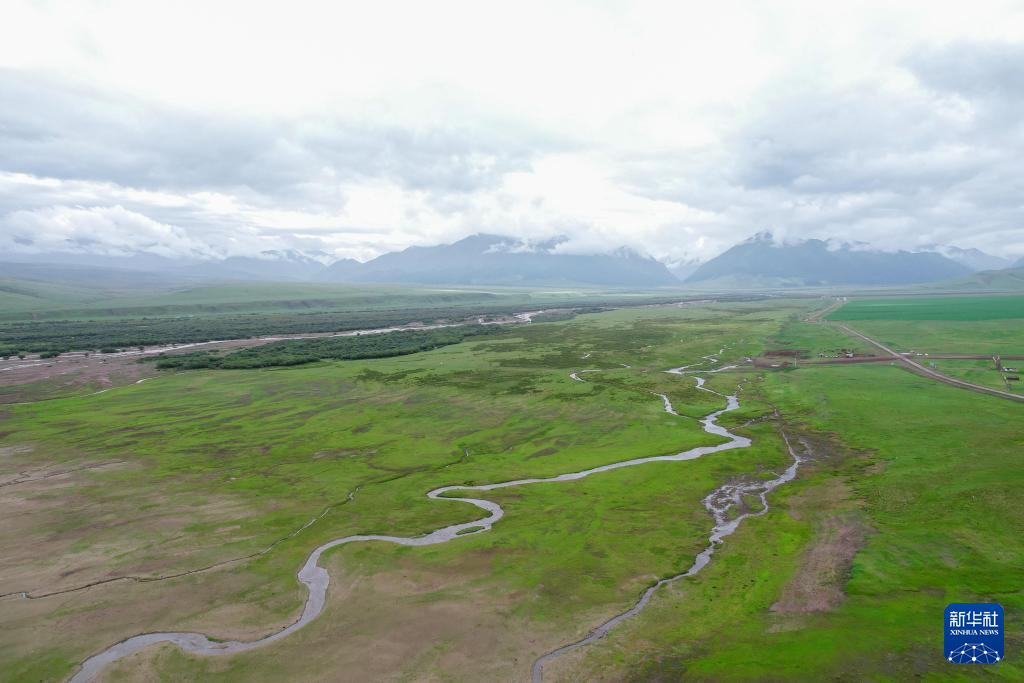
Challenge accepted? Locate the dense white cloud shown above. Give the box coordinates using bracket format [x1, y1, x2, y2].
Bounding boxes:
[1, 0, 1023, 263]
[2, 205, 213, 258]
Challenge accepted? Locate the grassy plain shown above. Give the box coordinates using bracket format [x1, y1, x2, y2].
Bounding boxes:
[840, 319, 1024, 356]
[0, 301, 798, 681]
[827, 294, 1024, 321]
[556, 320, 1024, 681]
[0, 278, 110, 315]
[827, 294, 1024, 356]
[0, 280, 511, 320]
[0, 278, 705, 323]
[928, 359, 1021, 393]
[0, 278, 757, 355]
[2, 296, 1021, 682]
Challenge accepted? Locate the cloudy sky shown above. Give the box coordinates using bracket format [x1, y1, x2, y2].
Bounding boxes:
[2, 0, 1023, 264]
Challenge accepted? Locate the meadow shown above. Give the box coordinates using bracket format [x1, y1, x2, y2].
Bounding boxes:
[557, 324, 1024, 681]
[0, 280, 512, 320]
[826, 294, 1024, 356]
[151, 324, 508, 369]
[0, 301, 796, 681]
[1, 297, 1021, 682]
[928, 359, 1021, 393]
[837, 319, 1024, 356]
[0, 279, 762, 356]
[826, 294, 1024, 321]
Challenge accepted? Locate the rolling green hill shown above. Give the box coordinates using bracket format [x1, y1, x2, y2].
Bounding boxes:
[933, 266, 1024, 292]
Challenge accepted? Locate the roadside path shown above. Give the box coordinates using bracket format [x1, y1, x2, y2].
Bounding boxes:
[835, 323, 1024, 403]
[799, 353, 1024, 366]
[803, 297, 845, 323]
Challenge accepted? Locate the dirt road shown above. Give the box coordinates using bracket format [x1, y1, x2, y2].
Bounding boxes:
[803, 297, 846, 323]
[834, 323, 1024, 403]
[800, 353, 1024, 366]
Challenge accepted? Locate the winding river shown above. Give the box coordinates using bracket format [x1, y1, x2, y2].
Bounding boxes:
[68, 357, 800, 683]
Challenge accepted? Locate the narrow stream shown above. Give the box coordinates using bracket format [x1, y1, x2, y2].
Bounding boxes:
[68, 356, 795, 683]
[531, 413, 804, 681]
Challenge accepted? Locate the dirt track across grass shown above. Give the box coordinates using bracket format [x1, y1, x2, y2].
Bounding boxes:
[834, 323, 1024, 403]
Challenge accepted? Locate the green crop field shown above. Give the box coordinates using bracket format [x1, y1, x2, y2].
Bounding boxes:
[824, 294, 1024, 357]
[827, 294, 1024, 321]
[842, 319, 1024, 356]
[1, 297, 1021, 682]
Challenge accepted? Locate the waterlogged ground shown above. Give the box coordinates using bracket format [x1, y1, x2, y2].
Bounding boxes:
[1, 299, 1021, 681]
[556, 316, 1024, 681]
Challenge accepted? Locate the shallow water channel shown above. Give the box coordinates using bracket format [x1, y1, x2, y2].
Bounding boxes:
[70, 358, 801, 683]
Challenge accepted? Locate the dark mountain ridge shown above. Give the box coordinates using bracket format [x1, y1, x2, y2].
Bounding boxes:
[317, 234, 679, 286]
[687, 233, 972, 286]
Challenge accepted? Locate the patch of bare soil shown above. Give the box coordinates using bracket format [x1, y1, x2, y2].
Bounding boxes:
[0, 444, 34, 459]
[0, 455, 268, 597]
[0, 338, 272, 403]
[313, 447, 378, 460]
[770, 513, 868, 614]
[770, 432, 872, 615]
[0, 353, 150, 392]
[97, 548, 557, 683]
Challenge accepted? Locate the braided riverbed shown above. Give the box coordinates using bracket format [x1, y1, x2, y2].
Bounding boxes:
[70, 358, 801, 683]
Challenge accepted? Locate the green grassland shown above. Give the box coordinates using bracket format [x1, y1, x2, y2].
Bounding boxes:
[0, 278, 112, 314]
[827, 294, 1024, 321]
[0, 282, 511, 321]
[769, 318, 873, 357]
[0, 278, 710, 323]
[827, 294, 1024, 356]
[0, 302, 798, 681]
[0, 280, 543, 355]
[840, 319, 1024, 356]
[0, 279, 771, 356]
[1, 298, 1021, 682]
[932, 267, 1024, 293]
[926, 359, 1022, 393]
[152, 324, 508, 369]
[561, 334, 1024, 681]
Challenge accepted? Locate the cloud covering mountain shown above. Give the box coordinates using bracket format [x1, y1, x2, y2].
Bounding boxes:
[1, 2, 1023, 264]
[686, 233, 972, 286]
[318, 234, 678, 286]
[920, 245, 1012, 272]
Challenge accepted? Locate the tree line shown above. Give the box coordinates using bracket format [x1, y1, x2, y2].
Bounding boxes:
[152, 324, 506, 370]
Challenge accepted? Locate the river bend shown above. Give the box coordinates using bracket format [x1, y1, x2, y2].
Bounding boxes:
[69, 356, 791, 683]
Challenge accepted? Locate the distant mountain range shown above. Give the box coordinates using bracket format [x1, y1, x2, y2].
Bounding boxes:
[1, 236, 676, 288]
[664, 258, 702, 282]
[685, 233, 973, 286]
[316, 234, 678, 286]
[181, 250, 328, 282]
[920, 245, 1013, 272]
[938, 266, 1024, 292]
[2, 232, 1019, 289]
[1, 249, 332, 283]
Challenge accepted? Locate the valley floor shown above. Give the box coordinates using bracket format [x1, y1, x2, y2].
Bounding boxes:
[0, 299, 1021, 681]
